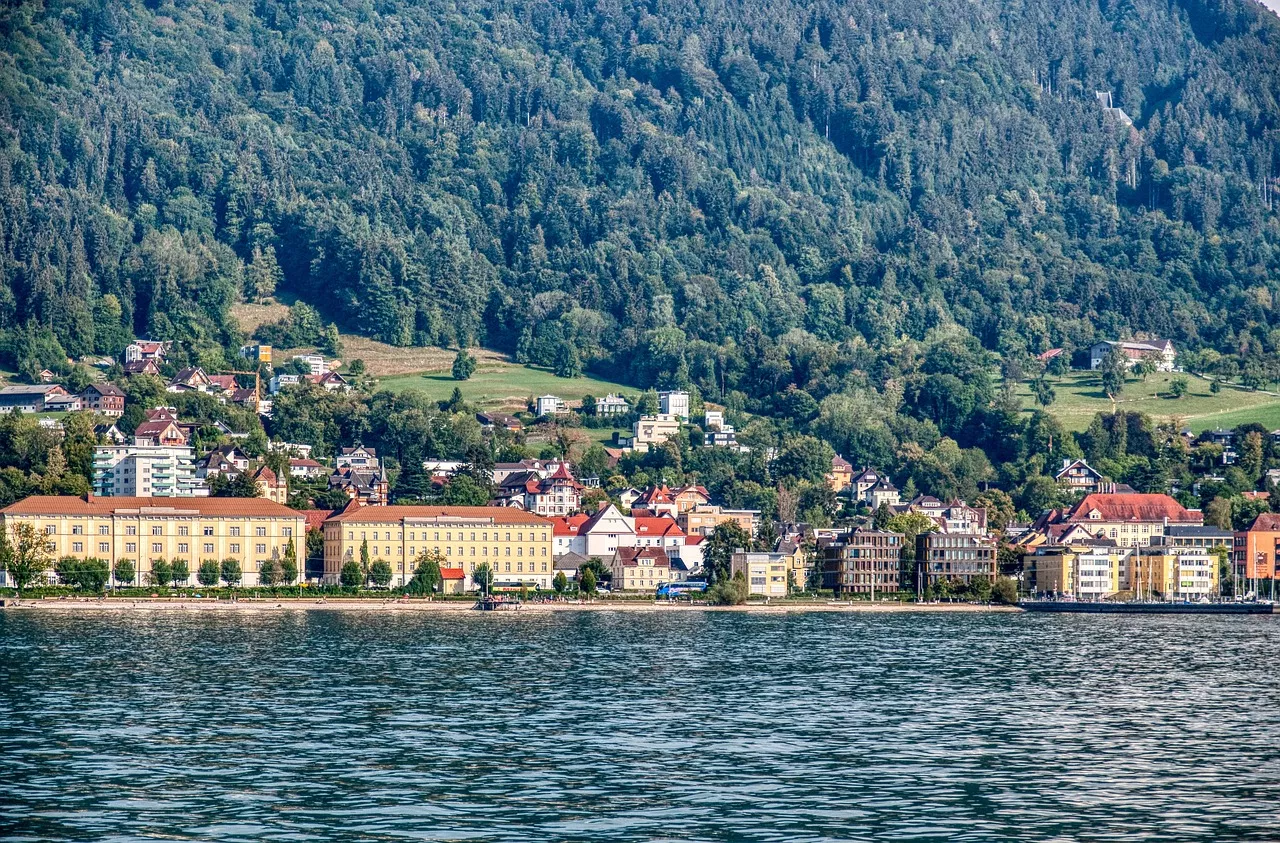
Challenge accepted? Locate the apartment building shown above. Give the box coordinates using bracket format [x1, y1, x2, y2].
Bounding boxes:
[93, 445, 205, 497]
[322, 504, 554, 590]
[914, 532, 997, 593]
[822, 528, 904, 595]
[0, 495, 306, 587]
[731, 551, 789, 598]
[1025, 541, 1132, 599]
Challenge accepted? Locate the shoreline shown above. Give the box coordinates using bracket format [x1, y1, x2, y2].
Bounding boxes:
[0, 597, 1019, 614]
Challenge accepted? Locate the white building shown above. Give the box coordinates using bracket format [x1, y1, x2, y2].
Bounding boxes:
[658, 390, 690, 420]
[92, 445, 206, 497]
[269, 374, 300, 394]
[535, 395, 564, 417]
[1089, 340, 1176, 372]
[595, 394, 629, 416]
[704, 410, 724, 430]
[292, 354, 328, 375]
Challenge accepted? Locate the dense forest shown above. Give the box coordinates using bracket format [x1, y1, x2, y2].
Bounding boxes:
[5, 0, 1280, 507]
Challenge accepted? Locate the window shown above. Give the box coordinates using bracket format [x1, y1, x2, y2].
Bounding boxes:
[98, 525, 108, 535]
[178, 543, 188, 554]
[256, 544, 266, 554]
[230, 527, 241, 537]
[72, 525, 83, 535]
[504, 562, 511, 573]
[204, 543, 214, 554]
[151, 543, 162, 553]
[385, 546, 390, 557]
[283, 527, 293, 538]
[256, 527, 266, 537]
[230, 543, 240, 554]
[72, 542, 83, 553]
[178, 526, 189, 537]
[99, 542, 110, 553]
[125, 543, 136, 553]
[348, 531, 353, 540]
[44, 525, 55, 535]
[152, 526, 162, 536]
[204, 526, 214, 536]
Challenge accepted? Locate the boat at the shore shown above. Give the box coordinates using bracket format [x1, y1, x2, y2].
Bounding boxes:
[1022, 601, 1274, 615]
[473, 596, 521, 612]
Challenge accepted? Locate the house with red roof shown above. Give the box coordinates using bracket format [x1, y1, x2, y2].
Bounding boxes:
[552, 513, 589, 556]
[633, 515, 686, 554]
[493, 462, 583, 517]
[133, 409, 188, 447]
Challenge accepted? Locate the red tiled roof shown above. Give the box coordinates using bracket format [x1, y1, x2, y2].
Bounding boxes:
[1, 495, 303, 518]
[1247, 512, 1280, 532]
[634, 516, 685, 537]
[1065, 493, 1199, 524]
[303, 509, 333, 531]
[325, 505, 550, 525]
[290, 458, 323, 468]
[553, 514, 589, 536]
[615, 547, 671, 567]
[440, 567, 465, 580]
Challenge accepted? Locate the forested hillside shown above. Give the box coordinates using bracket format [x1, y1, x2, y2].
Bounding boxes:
[4, 0, 1280, 444]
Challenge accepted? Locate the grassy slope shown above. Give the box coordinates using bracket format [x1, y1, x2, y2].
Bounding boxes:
[1018, 371, 1280, 433]
[378, 362, 634, 411]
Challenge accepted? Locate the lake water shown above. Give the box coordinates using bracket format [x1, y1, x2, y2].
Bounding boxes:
[2, 609, 1279, 841]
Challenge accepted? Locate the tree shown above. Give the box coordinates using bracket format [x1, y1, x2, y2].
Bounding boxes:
[369, 558, 393, 588]
[1032, 378, 1056, 408]
[113, 558, 136, 588]
[707, 570, 749, 605]
[408, 551, 444, 594]
[1169, 376, 1189, 398]
[259, 558, 283, 587]
[452, 348, 477, 380]
[150, 558, 172, 588]
[553, 571, 568, 595]
[360, 537, 371, 582]
[220, 558, 242, 588]
[554, 344, 582, 378]
[2, 522, 53, 595]
[472, 562, 495, 595]
[280, 538, 298, 584]
[198, 559, 220, 587]
[703, 522, 752, 582]
[169, 558, 190, 588]
[579, 567, 597, 596]
[1205, 496, 1233, 530]
[1100, 346, 1128, 397]
[441, 474, 492, 506]
[340, 559, 363, 588]
[969, 574, 993, 603]
[991, 576, 1019, 605]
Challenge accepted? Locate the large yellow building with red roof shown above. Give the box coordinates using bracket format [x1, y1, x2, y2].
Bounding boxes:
[322, 503, 554, 590]
[0, 495, 306, 587]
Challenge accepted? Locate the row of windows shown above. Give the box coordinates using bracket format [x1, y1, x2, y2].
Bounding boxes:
[47, 524, 291, 538]
[349, 529, 548, 543]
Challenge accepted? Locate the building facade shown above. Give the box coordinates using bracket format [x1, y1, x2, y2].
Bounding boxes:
[731, 551, 789, 597]
[322, 505, 555, 590]
[0, 496, 305, 587]
[611, 547, 675, 591]
[822, 528, 903, 595]
[93, 445, 204, 497]
[915, 532, 997, 593]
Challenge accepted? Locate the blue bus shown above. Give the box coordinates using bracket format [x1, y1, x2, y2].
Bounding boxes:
[656, 581, 708, 598]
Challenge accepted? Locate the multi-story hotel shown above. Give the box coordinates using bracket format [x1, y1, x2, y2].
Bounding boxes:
[322, 504, 554, 590]
[0, 495, 306, 587]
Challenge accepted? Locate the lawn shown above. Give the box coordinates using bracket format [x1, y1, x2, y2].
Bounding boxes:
[378, 361, 635, 411]
[1017, 371, 1280, 433]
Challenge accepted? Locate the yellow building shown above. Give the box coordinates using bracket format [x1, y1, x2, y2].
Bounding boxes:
[1127, 548, 1218, 599]
[1026, 543, 1128, 599]
[731, 551, 789, 598]
[610, 547, 676, 591]
[323, 504, 554, 590]
[0, 495, 306, 587]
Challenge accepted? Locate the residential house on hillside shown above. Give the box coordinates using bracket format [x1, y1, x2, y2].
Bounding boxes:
[476, 411, 522, 432]
[167, 367, 213, 394]
[633, 516, 686, 555]
[293, 354, 327, 375]
[679, 505, 760, 537]
[44, 392, 82, 413]
[306, 371, 349, 391]
[336, 446, 380, 470]
[238, 344, 272, 365]
[289, 458, 325, 480]
[122, 359, 161, 377]
[580, 504, 636, 558]
[254, 465, 288, 504]
[624, 414, 681, 452]
[328, 465, 389, 506]
[1056, 458, 1104, 494]
[93, 423, 127, 444]
[826, 455, 854, 493]
[1089, 339, 1176, 372]
[492, 459, 560, 485]
[493, 463, 582, 517]
[658, 390, 690, 420]
[534, 395, 565, 417]
[80, 383, 125, 417]
[124, 340, 169, 364]
[595, 394, 629, 416]
[133, 409, 188, 447]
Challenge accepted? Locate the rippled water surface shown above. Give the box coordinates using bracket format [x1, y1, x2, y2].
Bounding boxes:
[3, 609, 1280, 841]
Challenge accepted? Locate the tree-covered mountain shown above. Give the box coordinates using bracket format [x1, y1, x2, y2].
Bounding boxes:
[4, 0, 1280, 435]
